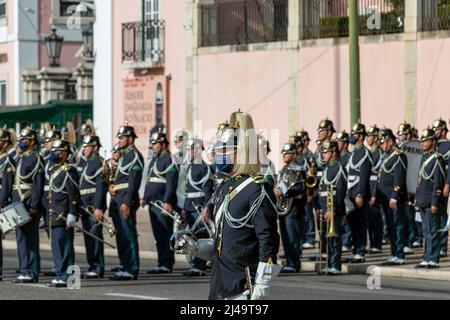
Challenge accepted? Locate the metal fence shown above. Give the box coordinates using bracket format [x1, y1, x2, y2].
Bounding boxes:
[200, 0, 288, 47]
[421, 0, 450, 31]
[122, 20, 165, 66]
[301, 0, 405, 40]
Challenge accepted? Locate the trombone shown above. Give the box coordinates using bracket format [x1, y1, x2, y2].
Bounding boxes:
[82, 206, 116, 237]
[150, 200, 182, 233]
[55, 213, 116, 249]
[319, 184, 339, 275]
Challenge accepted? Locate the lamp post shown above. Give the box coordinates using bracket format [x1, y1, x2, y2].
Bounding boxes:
[82, 23, 94, 59]
[349, 0, 361, 125]
[45, 27, 64, 67]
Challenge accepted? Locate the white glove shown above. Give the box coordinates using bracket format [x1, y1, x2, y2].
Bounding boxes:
[250, 262, 282, 301]
[66, 214, 77, 228]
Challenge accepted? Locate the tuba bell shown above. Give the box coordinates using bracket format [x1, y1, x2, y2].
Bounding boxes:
[103, 158, 117, 186]
[276, 168, 302, 217]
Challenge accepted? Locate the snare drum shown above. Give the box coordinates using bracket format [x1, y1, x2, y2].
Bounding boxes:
[0, 202, 32, 235]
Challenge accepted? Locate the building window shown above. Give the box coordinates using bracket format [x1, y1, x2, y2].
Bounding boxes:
[144, 0, 159, 21]
[0, 0, 6, 19]
[60, 0, 94, 17]
[0, 81, 7, 106]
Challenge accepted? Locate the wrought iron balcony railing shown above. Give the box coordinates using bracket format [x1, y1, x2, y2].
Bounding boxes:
[122, 20, 165, 67]
[200, 0, 288, 47]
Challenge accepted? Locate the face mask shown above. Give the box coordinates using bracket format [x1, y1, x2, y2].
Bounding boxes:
[215, 154, 234, 174]
[348, 135, 358, 145]
[50, 151, 61, 163]
[18, 140, 28, 151]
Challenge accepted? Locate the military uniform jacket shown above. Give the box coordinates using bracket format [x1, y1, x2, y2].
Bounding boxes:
[183, 161, 214, 212]
[42, 150, 58, 210]
[112, 146, 144, 208]
[340, 151, 351, 170]
[48, 163, 80, 227]
[437, 139, 450, 180]
[8, 148, 19, 163]
[319, 160, 347, 216]
[346, 144, 373, 201]
[209, 174, 280, 300]
[143, 151, 177, 205]
[377, 148, 408, 205]
[75, 149, 88, 174]
[415, 151, 446, 209]
[313, 145, 327, 181]
[213, 169, 228, 191]
[12, 151, 44, 210]
[369, 147, 383, 198]
[0, 152, 16, 207]
[80, 155, 107, 210]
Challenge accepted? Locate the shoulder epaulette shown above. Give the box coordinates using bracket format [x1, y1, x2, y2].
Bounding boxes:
[435, 151, 441, 159]
[251, 174, 265, 184]
[64, 163, 74, 171]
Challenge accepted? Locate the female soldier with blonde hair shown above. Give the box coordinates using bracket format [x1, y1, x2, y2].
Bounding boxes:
[206, 111, 281, 300]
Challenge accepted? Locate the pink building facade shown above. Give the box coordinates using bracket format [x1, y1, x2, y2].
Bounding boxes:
[0, 0, 91, 106]
[96, 0, 450, 169]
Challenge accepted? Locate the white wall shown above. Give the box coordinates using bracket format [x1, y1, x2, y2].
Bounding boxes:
[93, 0, 113, 154]
[15, 0, 39, 105]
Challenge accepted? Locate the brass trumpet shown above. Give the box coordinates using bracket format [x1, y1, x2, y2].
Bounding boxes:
[82, 206, 116, 237]
[306, 159, 318, 201]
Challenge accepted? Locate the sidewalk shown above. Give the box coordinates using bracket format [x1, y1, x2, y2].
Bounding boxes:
[299, 243, 450, 282]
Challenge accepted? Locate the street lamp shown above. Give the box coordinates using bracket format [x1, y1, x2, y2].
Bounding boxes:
[45, 27, 64, 67]
[82, 23, 94, 59]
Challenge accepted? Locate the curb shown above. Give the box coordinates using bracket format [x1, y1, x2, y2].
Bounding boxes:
[300, 261, 450, 282]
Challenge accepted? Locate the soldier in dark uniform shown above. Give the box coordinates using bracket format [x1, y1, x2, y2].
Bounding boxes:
[276, 143, 307, 273]
[79, 135, 107, 278]
[0, 129, 16, 281]
[295, 131, 316, 250]
[207, 111, 280, 300]
[336, 131, 352, 252]
[318, 140, 347, 275]
[397, 122, 420, 253]
[105, 143, 124, 274]
[366, 126, 383, 254]
[315, 120, 336, 181]
[75, 123, 94, 174]
[181, 138, 214, 277]
[432, 119, 450, 257]
[414, 128, 446, 269]
[109, 124, 143, 280]
[143, 130, 178, 274]
[345, 123, 372, 263]
[258, 136, 276, 188]
[337, 131, 351, 169]
[213, 122, 233, 189]
[46, 140, 80, 288]
[12, 128, 44, 284]
[378, 129, 408, 265]
[40, 130, 62, 235]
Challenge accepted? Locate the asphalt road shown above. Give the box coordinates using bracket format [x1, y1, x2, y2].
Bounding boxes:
[1, 249, 450, 300]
